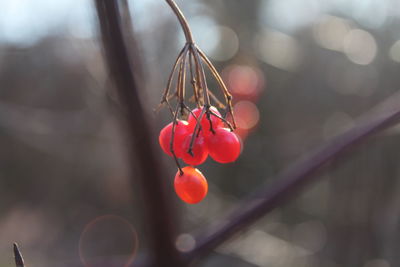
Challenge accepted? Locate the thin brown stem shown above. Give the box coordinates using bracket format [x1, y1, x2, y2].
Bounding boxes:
[176, 52, 185, 103]
[208, 90, 226, 109]
[171, 103, 184, 175]
[182, 103, 202, 130]
[209, 110, 234, 130]
[190, 47, 204, 105]
[154, 92, 176, 115]
[191, 46, 210, 106]
[188, 52, 200, 107]
[188, 107, 207, 156]
[159, 44, 189, 110]
[177, 49, 189, 108]
[165, 0, 194, 43]
[196, 46, 236, 128]
[195, 46, 229, 97]
[190, 49, 204, 105]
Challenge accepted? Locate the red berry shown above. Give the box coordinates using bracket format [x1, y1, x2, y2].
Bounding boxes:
[188, 106, 223, 136]
[207, 128, 241, 163]
[159, 120, 190, 157]
[174, 166, 208, 204]
[179, 133, 208, 166]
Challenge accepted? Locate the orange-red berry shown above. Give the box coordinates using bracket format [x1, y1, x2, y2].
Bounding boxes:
[179, 133, 208, 166]
[188, 106, 223, 136]
[174, 166, 208, 204]
[207, 127, 241, 163]
[159, 120, 191, 157]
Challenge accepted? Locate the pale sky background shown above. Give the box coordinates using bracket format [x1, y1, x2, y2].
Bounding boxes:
[0, 0, 399, 47]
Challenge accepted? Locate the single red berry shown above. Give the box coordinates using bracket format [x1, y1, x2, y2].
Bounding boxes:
[207, 128, 241, 163]
[188, 106, 223, 136]
[179, 133, 208, 166]
[159, 120, 191, 157]
[174, 166, 208, 204]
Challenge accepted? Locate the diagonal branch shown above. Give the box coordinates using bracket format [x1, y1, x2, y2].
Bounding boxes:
[184, 105, 400, 262]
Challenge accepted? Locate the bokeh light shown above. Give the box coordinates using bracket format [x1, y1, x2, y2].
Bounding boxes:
[2, 0, 400, 266]
[343, 29, 377, 65]
[175, 233, 196, 252]
[223, 64, 265, 101]
[389, 40, 400, 63]
[313, 15, 351, 51]
[182, 17, 239, 61]
[185, 15, 219, 53]
[205, 26, 239, 62]
[234, 101, 260, 131]
[255, 29, 303, 71]
[79, 215, 138, 267]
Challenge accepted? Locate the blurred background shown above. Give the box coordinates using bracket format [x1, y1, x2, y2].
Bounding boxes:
[1, 0, 400, 266]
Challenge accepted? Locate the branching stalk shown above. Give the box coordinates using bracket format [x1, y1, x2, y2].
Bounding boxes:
[160, 0, 237, 171]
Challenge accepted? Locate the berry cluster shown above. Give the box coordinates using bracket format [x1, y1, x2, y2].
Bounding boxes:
[157, 1, 240, 205]
[159, 106, 241, 204]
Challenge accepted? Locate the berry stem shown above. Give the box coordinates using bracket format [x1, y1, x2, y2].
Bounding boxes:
[188, 51, 201, 107]
[177, 48, 189, 108]
[208, 90, 226, 109]
[188, 107, 207, 156]
[165, 0, 194, 44]
[191, 45, 211, 106]
[196, 46, 237, 128]
[182, 103, 202, 130]
[171, 103, 184, 175]
[158, 43, 189, 115]
[209, 109, 234, 131]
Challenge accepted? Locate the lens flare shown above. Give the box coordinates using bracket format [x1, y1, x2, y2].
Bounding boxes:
[79, 215, 138, 267]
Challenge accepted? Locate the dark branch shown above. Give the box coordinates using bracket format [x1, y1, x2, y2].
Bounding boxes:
[13, 243, 24, 267]
[184, 107, 400, 261]
[94, 1, 183, 266]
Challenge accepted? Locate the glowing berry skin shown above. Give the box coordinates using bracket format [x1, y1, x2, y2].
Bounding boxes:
[188, 106, 223, 136]
[207, 128, 241, 163]
[174, 166, 208, 204]
[179, 133, 208, 166]
[159, 120, 190, 157]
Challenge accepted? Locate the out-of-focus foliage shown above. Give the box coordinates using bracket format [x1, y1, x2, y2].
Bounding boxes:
[0, 0, 400, 266]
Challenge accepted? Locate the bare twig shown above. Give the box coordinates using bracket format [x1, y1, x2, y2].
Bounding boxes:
[165, 0, 194, 43]
[196, 46, 236, 128]
[184, 107, 400, 262]
[171, 104, 184, 175]
[13, 243, 24, 267]
[94, 1, 183, 266]
[158, 44, 189, 112]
